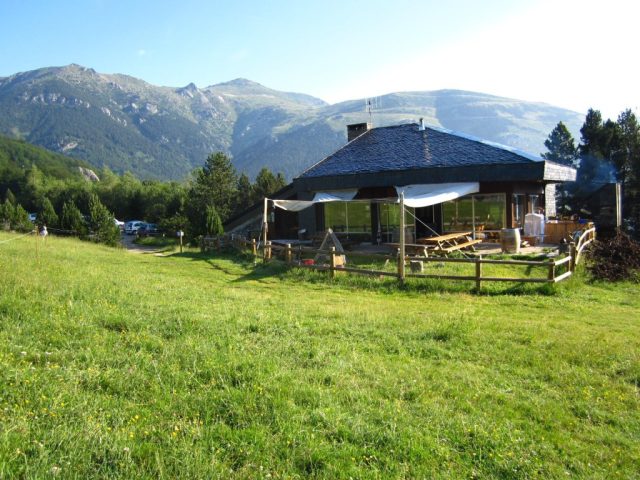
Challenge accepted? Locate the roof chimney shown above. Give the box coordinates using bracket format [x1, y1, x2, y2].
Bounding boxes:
[347, 122, 372, 142]
[419, 118, 425, 131]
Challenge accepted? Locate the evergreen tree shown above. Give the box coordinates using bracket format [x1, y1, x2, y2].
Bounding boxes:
[196, 152, 238, 220]
[614, 109, 640, 232]
[235, 173, 254, 214]
[88, 193, 120, 246]
[0, 200, 8, 228]
[614, 109, 640, 185]
[13, 204, 32, 232]
[580, 109, 604, 156]
[37, 196, 59, 229]
[541, 122, 578, 167]
[61, 201, 87, 236]
[185, 152, 237, 237]
[4, 188, 16, 205]
[576, 109, 620, 188]
[253, 167, 287, 203]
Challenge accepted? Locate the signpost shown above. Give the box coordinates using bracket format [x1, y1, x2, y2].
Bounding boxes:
[177, 230, 184, 253]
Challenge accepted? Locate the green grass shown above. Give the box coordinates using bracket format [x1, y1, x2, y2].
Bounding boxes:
[0, 232, 639, 479]
[133, 236, 180, 251]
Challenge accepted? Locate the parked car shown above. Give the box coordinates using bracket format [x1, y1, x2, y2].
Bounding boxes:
[136, 223, 160, 237]
[125, 220, 144, 235]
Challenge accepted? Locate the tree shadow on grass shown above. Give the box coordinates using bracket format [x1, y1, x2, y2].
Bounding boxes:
[160, 250, 288, 282]
[159, 251, 562, 295]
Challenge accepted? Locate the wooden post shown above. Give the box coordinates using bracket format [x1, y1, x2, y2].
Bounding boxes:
[548, 260, 556, 282]
[475, 255, 482, 290]
[569, 242, 577, 271]
[265, 241, 272, 261]
[262, 198, 269, 263]
[615, 182, 622, 230]
[252, 238, 257, 256]
[329, 246, 336, 279]
[471, 195, 476, 240]
[398, 193, 406, 283]
[285, 243, 292, 264]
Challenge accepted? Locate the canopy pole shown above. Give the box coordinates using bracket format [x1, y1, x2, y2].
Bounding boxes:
[471, 195, 476, 240]
[398, 193, 406, 283]
[262, 198, 268, 263]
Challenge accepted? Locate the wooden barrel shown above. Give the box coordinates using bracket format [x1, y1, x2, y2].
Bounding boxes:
[500, 228, 521, 253]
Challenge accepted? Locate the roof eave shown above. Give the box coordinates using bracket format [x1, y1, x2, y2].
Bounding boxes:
[293, 162, 561, 192]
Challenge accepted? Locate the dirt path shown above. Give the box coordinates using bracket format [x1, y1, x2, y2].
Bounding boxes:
[120, 233, 161, 254]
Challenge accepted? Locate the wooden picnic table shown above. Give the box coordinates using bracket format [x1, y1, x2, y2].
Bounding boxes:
[384, 242, 432, 257]
[416, 231, 481, 254]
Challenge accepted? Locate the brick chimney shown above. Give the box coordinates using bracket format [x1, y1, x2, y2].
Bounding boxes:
[347, 122, 372, 142]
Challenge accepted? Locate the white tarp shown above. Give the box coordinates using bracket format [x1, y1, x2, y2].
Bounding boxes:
[395, 182, 479, 208]
[272, 184, 479, 211]
[312, 189, 358, 202]
[272, 189, 358, 211]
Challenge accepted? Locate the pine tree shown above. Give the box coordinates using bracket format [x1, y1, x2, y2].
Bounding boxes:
[253, 167, 287, 203]
[542, 122, 578, 167]
[185, 152, 238, 237]
[61, 201, 87, 236]
[235, 173, 254, 214]
[4, 189, 16, 205]
[38, 197, 59, 229]
[13, 204, 32, 232]
[615, 109, 640, 232]
[196, 152, 238, 221]
[88, 193, 120, 246]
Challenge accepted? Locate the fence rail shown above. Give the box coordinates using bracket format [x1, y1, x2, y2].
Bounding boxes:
[204, 228, 597, 288]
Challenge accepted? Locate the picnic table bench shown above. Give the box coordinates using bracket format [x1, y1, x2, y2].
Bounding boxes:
[384, 242, 432, 257]
[416, 231, 481, 255]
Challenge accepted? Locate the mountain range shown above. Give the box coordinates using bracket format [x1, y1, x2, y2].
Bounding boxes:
[0, 64, 585, 181]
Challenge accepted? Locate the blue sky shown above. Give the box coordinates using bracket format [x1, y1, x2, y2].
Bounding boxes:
[1, 0, 638, 118]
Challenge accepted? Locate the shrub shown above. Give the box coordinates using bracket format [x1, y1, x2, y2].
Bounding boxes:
[586, 231, 640, 282]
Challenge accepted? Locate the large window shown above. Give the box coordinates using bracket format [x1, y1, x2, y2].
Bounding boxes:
[324, 202, 371, 234]
[442, 194, 506, 232]
[324, 202, 415, 242]
[474, 194, 506, 230]
[378, 203, 415, 242]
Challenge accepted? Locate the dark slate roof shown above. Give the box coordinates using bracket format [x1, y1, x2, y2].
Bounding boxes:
[298, 123, 544, 179]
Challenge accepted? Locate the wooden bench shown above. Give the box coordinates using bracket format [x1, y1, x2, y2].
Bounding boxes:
[385, 243, 431, 257]
[437, 239, 482, 254]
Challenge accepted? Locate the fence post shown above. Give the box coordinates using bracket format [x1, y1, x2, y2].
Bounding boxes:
[569, 242, 577, 271]
[265, 241, 272, 261]
[329, 246, 336, 279]
[548, 260, 556, 282]
[285, 243, 292, 264]
[475, 256, 482, 290]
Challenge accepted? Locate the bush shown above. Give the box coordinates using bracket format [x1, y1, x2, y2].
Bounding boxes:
[586, 231, 640, 282]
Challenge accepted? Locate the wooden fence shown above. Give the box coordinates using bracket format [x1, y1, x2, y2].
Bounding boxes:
[204, 227, 597, 288]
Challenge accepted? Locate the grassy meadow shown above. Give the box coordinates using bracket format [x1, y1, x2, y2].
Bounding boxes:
[0, 232, 638, 479]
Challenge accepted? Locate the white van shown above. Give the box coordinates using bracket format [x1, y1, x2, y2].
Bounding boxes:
[125, 220, 144, 235]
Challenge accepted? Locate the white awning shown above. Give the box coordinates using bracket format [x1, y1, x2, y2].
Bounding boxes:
[272, 189, 358, 211]
[395, 182, 479, 208]
[312, 189, 358, 202]
[271, 199, 314, 211]
[271, 184, 479, 211]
